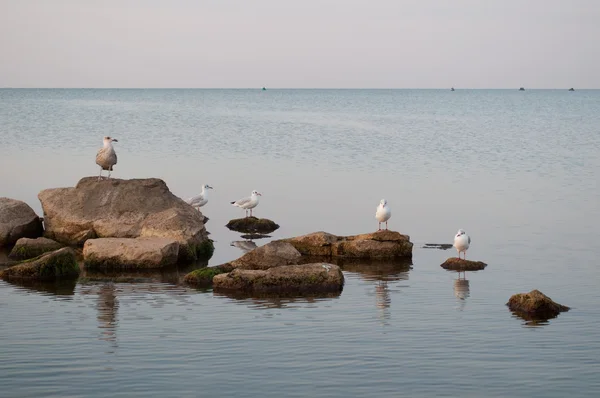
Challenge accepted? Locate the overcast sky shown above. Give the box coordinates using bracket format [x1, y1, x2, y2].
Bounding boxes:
[0, 0, 598, 88]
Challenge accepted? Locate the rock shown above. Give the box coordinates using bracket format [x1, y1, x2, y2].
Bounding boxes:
[0, 197, 43, 248]
[507, 289, 570, 319]
[8, 237, 64, 260]
[283, 230, 413, 259]
[225, 241, 301, 271]
[183, 266, 228, 287]
[225, 217, 280, 234]
[440, 257, 487, 271]
[0, 247, 79, 281]
[83, 237, 180, 269]
[213, 263, 344, 294]
[423, 243, 453, 250]
[38, 177, 211, 262]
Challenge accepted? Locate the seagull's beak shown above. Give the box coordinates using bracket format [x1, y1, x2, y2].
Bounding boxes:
[257, 192, 262, 196]
[112, 139, 118, 142]
[208, 186, 213, 189]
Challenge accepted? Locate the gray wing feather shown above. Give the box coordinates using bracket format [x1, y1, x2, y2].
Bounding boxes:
[234, 197, 251, 206]
[186, 194, 204, 206]
[468, 236, 471, 244]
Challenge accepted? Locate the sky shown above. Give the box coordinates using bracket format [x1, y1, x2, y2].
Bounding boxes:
[0, 0, 598, 88]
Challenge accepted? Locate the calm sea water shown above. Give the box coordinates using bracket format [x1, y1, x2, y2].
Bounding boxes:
[1, 89, 599, 397]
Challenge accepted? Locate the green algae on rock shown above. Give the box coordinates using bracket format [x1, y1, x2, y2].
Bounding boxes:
[9, 237, 64, 260]
[183, 266, 228, 287]
[0, 247, 79, 281]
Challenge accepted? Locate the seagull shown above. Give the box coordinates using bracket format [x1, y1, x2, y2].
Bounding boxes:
[375, 199, 391, 230]
[453, 229, 471, 260]
[230, 240, 258, 253]
[231, 190, 261, 218]
[96, 136, 118, 180]
[186, 184, 213, 210]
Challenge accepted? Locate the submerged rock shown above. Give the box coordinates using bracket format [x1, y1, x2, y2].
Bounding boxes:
[283, 230, 413, 259]
[183, 266, 229, 287]
[213, 263, 344, 294]
[423, 243, 453, 250]
[38, 177, 210, 262]
[507, 289, 569, 320]
[83, 237, 180, 269]
[226, 217, 280, 234]
[0, 247, 79, 281]
[0, 197, 44, 248]
[440, 257, 487, 271]
[9, 237, 64, 260]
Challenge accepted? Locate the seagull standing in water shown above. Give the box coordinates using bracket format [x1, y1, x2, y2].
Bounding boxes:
[375, 199, 391, 230]
[231, 190, 261, 218]
[453, 229, 471, 259]
[186, 184, 213, 211]
[96, 136, 118, 180]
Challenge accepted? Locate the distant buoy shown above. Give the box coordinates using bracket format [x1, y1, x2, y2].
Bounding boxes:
[262, 87, 266, 91]
[519, 87, 525, 91]
[451, 87, 455, 91]
[568, 88, 575, 91]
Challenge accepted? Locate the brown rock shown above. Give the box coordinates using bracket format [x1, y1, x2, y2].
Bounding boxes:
[83, 237, 179, 269]
[0, 197, 43, 248]
[227, 241, 301, 270]
[507, 289, 570, 319]
[213, 263, 344, 293]
[440, 257, 487, 271]
[9, 237, 64, 260]
[283, 230, 412, 258]
[38, 177, 210, 262]
[225, 217, 279, 234]
[0, 247, 79, 281]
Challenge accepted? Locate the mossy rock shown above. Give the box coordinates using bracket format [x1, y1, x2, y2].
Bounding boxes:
[9, 237, 64, 260]
[178, 239, 215, 263]
[226, 217, 280, 234]
[183, 265, 228, 287]
[440, 257, 487, 271]
[0, 247, 80, 281]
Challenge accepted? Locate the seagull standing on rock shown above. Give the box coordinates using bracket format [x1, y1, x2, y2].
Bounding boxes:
[375, 199, 391, 230]
[231, 190, 261, 218]
[96, 136, 118, 180]
[453, 229, 471, 259]
[186, 184, 213, 211]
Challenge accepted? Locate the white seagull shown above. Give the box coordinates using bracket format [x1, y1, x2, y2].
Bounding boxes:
[96, 136, 118, 180]
[231, 190, 261, 218]
[453, 229, 471, 259]
[375, 199, 392, 230]
[186, 184, 213, 210]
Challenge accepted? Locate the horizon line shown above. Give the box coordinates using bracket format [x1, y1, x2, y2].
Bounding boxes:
[0, 87, 592, 90]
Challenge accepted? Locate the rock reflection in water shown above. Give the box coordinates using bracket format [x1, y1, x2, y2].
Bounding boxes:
[96, 283, 119, 345]
[213, 290, 342, 309]
[0, 278, 77, 297]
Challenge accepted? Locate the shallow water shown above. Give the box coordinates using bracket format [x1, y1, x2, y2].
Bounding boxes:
[1, 89, 600, 397]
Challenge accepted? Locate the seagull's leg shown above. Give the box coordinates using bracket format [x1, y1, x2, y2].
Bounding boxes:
[98, 167, 103, 181]
[107, 169, 111, 179]
[378, 222, 380, 231]
[386, 221, 388, 230]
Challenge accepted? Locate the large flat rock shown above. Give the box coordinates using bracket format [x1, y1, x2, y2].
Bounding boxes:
[38, 177, 210, 262]
[83, 237, 180, 269]
[283, 230, 413, 259]
[0, 197, 43, 248]
[440, 257, 487, 271]
[213, 263, 344, 294]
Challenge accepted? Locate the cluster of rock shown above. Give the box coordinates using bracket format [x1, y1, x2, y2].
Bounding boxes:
[507, 289, 570, 321]
[0, 177, 214, 281]
[185, 241, 345, 294]
[184, 230, 414, 294]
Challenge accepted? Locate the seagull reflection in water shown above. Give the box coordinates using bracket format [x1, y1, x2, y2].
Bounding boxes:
[453, 271, 471, 311]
